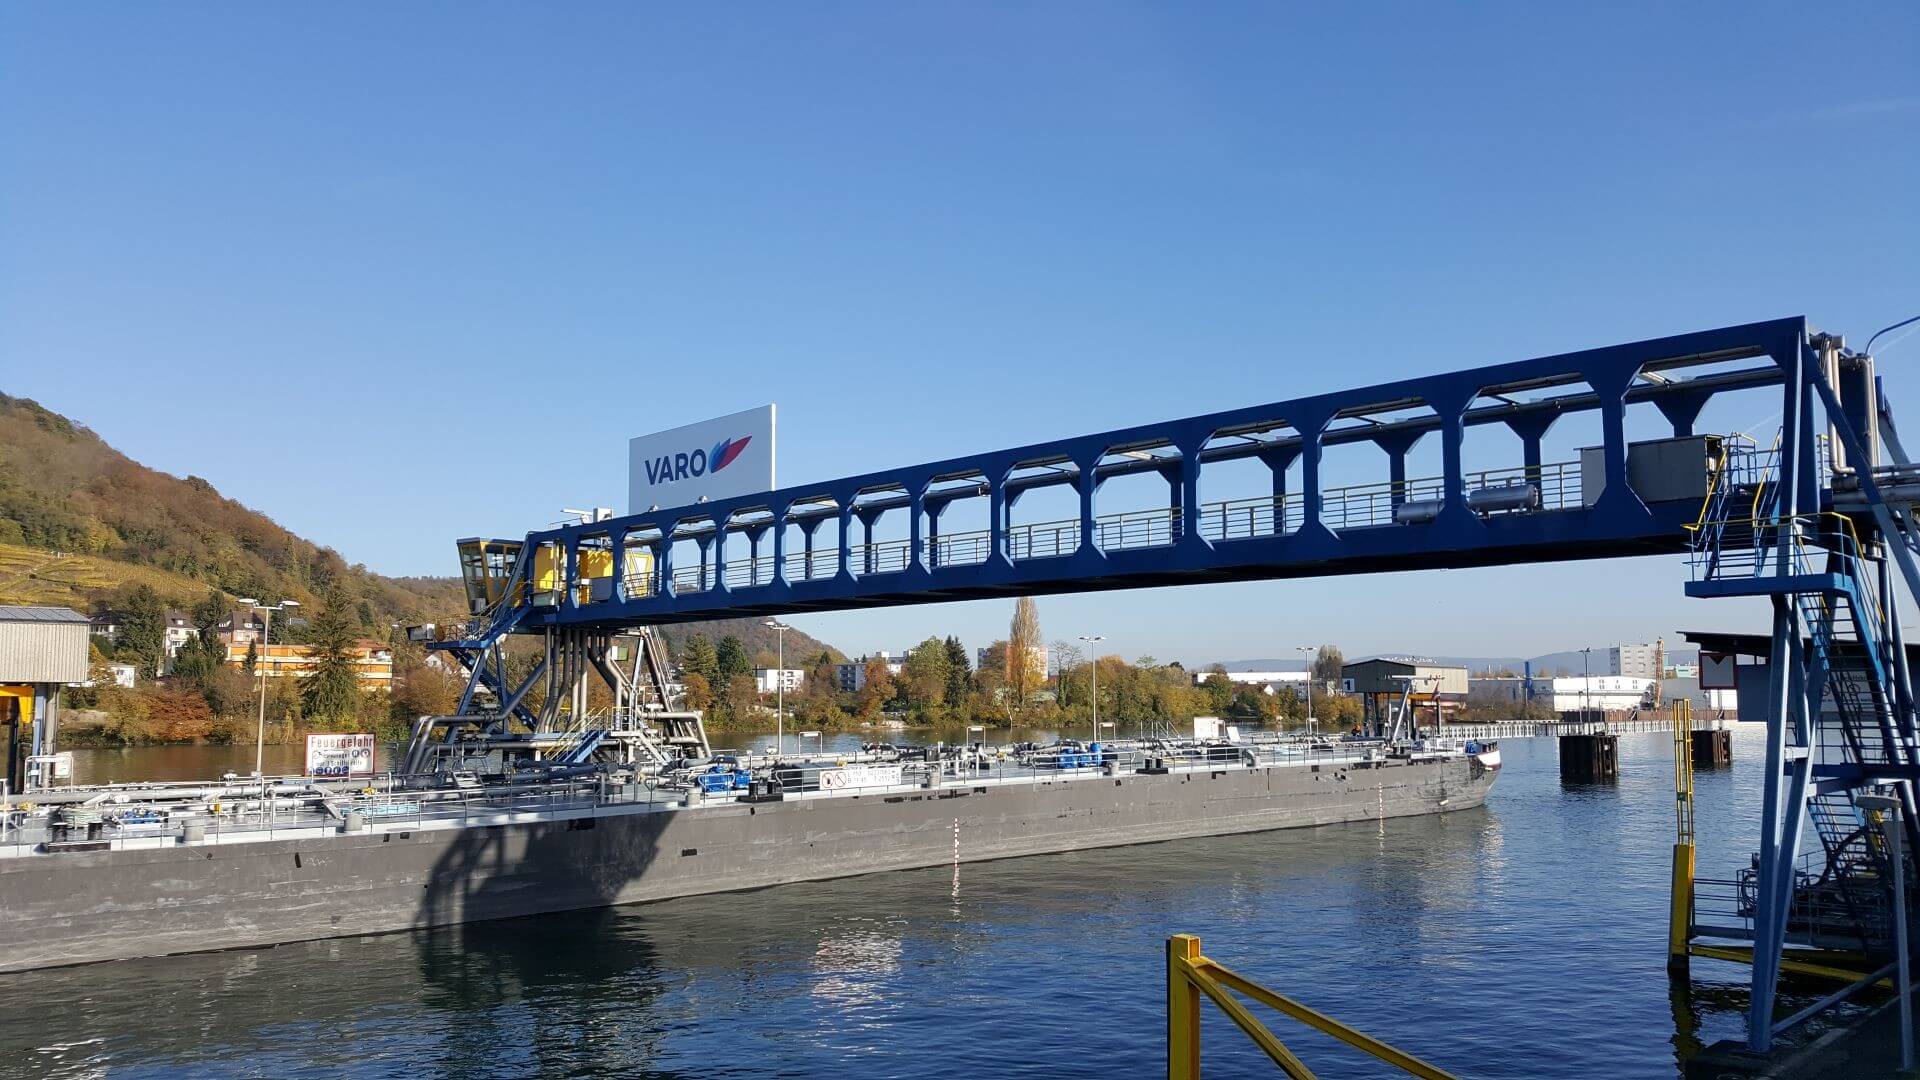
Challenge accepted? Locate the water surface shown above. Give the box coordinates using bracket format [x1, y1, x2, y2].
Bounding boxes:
[6, 728, 1820, 1078]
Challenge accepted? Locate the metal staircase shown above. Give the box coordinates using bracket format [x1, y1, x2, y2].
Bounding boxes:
[1681, 338, 1920, 1051]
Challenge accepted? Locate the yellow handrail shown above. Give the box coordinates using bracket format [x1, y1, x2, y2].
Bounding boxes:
[1167, 935, 1460, 1080]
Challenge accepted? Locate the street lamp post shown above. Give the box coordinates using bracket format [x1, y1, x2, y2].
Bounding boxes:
[1581, 646, 1594, 723]
[236, 598, 299, 776]
[766, 620, 790, 756]
[1078, 635, 1105, 741]
[1298, 646, 1318, 736]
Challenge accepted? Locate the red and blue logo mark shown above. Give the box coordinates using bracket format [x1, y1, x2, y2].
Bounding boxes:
[709, 435, 752, 473]
[642, 435, 753, 487]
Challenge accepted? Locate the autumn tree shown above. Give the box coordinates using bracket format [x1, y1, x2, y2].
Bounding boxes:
[856, 656, 895, 719]
[390, 645, 461, 721]
[681, 671, 714, 712]
[1006, 597, 1043, 705]
[1312, 644, 1345, 686]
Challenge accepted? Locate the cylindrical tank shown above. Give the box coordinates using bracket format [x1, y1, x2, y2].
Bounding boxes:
[1392, 499, 1444, 524]
[1465, 483, 1540, 513]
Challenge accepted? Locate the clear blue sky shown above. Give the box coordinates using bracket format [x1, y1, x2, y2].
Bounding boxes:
[3, 5, 1915, 665]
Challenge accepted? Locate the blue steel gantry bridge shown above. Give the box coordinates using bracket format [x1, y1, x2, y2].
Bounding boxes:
[423, 315, 1920, 1059]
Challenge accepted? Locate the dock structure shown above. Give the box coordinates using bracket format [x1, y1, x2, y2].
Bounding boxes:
[390, 316, 1914, 1065]
[1438, 714, 1729, 743]
[1559, 733, 1621, 782]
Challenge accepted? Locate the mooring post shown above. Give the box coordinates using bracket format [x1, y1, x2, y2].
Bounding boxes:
[1559, 733, 1619, 782]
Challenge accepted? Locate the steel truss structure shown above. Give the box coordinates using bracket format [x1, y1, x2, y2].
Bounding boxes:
[422, 315, 1916, 1054]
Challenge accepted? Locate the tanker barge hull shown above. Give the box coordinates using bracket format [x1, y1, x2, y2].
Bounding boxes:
[0, 752, 1495, 973]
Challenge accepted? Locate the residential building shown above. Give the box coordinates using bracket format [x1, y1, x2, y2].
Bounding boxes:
[835, 651, 910, 693]
[87, 609, 122, 641]
[1608, 643, 1660, 680]
[215, 610, 267, 647]
[980, 643, 1048, 684]
[161, 610, 197, 665]
[754, 668, 805, 694]
[82, 662, 138, 690]
[223, 641, 394, 690]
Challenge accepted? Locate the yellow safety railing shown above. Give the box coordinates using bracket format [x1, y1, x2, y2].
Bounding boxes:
[1166, 935, 1460, 1080]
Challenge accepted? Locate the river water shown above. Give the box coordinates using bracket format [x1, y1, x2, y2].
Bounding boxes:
[2, 727, 1837, 1078]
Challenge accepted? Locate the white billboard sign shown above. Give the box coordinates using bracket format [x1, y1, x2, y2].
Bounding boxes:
[306, 733, 377, 778]
[628, 405, 776, 513]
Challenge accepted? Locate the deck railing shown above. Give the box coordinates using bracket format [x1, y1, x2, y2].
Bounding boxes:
[1167, 934, 1460, 1079]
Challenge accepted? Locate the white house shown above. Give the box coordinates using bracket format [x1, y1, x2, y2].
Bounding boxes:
[754, 668, 805, 694]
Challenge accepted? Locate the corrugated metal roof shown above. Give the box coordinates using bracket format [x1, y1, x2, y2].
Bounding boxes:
[0, 606, 89, 624]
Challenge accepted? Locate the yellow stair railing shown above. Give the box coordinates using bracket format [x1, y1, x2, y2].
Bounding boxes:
[1167, 934, 1461, 1080]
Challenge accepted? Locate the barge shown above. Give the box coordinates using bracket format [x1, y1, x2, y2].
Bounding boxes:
[0, 738, 1497, 973]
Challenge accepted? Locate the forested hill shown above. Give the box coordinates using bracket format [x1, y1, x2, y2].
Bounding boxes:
[0, 393, 845, 663]
[0, 393, 465, 623]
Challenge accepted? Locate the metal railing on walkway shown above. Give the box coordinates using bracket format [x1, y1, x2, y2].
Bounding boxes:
[1166, 934, 1459, 1080]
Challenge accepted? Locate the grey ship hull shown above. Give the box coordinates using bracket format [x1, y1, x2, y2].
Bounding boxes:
[0, 755, 1493, 973]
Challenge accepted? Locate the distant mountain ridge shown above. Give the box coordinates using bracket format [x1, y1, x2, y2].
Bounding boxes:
[1210, 646, 1701, 677]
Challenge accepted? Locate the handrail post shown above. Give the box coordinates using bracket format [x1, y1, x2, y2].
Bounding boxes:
[1169, 934, 1202, 1080]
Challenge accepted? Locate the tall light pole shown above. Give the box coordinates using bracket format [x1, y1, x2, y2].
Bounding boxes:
[1581, 646, 1594, 723]
[237, 599, 299, 775]
[1297, 646, 1318, 735]
[1078, 635, 1104, 741]
[766, 620, 790, 756]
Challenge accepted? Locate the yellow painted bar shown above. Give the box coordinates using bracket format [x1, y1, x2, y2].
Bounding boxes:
[1205, 964, 1460, 1080]
[1669, 842, 1694, 973]
[1182, 958, 1315, 1079]
[1166, 935, 1460, 1080]
[1690, 944, 1890, 988]
[1168, 935, 1201, 1080]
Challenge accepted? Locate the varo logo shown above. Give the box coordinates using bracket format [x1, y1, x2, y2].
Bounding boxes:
[643, 435, 752, 487]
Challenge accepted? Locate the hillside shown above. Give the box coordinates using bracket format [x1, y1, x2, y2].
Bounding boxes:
[0, 393, 843, 664]
[0, 393, 470, 624]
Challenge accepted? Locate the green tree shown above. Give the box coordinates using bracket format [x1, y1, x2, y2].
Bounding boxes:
[943, 636, 971, 705]
[901, 637, 952, 716]
[243, 640, 258, 675]
[1202, 672, 1234, 714]
[716, 635, 750, 681]
[191, 588, 229, 633]
[301, 588, 363, 727]
[680, 634, 719, 684]
[170, 629, 225, 687]
[116, 584, 166, 678]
